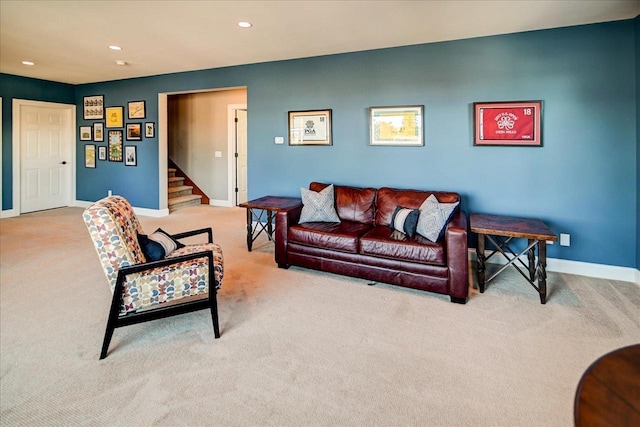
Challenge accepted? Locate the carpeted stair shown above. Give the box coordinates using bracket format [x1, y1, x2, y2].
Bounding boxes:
[168, 167, 202, 211]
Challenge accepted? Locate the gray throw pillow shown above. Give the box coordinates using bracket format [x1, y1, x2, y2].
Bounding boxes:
[299, 184, 340, 223]
[416, 194, 459, 242]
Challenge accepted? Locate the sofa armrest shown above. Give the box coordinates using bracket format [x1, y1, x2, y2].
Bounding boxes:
[275, 205, 302, 268]
[445, 210, 469, 302]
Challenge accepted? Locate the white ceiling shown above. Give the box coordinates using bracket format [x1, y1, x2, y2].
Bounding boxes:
[1, 0, 639, 85]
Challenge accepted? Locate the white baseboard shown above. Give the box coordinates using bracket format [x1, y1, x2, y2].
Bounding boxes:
[209, 199, 233, 207]
[469, 249, 640, 285]
[73, 200, 168, 218]
[1, 209, 18, 218]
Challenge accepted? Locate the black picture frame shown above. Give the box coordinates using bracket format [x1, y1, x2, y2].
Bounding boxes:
[145, 122, 155, 138]
[128, 100, 146, 119]
[125, 145, 137, 166]
[83, 95, 104, 120]
[126, 123, 142, 141]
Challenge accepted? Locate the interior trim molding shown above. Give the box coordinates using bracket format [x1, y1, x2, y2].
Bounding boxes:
[209, 199, 233, 208]
[469, 249, 640, 285]
[74, 200, 169, 218]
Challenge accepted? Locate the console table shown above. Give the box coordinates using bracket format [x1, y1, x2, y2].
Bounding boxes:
[470, 213, 557, 304]
[239, 196, 302, 251]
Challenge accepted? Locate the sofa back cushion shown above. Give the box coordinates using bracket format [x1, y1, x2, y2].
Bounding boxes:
[375, 187, 460, 227]
[310, 182, 377, 225]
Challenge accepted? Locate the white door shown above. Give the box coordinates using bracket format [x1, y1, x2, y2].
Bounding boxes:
[235, 109, 248, 205]
[20, 105, 71, 213]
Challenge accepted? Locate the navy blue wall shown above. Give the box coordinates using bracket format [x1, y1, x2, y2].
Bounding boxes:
[0, 74, 74, 210]
[636, 15, 640, 271]
[1, 20, 638, 268]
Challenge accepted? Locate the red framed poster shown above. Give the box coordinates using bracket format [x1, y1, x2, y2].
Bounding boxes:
[474, 101, 543, 146]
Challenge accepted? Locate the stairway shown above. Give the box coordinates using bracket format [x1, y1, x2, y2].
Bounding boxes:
[168, 168, 203, 211]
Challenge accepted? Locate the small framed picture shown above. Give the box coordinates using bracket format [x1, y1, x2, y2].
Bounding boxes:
[369, 105, 424, 146]
[105, 106, 124, 128]
[126, 123, 142, 140]
[98, 146, 107, 161]
[145, 122, 155, 138]
[473, 101, 543, 146]
[83, 95, 104, 120]
[93, 122, 104, 142]
[80, 126, 92, 141]
[85, 144, 96, 168]
[108, 130, 123, 162]
[125, 145, 137, 166]
[288, 109, 332, 145]
[128, 100, 146, 119]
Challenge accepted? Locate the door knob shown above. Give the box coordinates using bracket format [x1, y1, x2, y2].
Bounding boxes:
[60, 161, 67, 165]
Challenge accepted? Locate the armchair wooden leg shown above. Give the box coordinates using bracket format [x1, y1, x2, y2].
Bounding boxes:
[209, 290, 220, 338]
[100, 283, 124, 359]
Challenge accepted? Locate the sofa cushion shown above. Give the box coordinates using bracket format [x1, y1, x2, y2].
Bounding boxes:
[300, 184, 340, 223]
[375, 187, 460, 227]
[359, 226, 446, 266]
[310, 182, 376, 225]
[390, 206, 419, 237]
[289, 221, 373, 253]
[416, 194, 460, 242]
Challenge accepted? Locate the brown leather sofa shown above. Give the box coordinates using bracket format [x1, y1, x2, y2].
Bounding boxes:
[275, 182, 469, 303]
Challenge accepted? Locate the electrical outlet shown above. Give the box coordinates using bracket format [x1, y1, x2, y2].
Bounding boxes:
[560, 233, 570, 247]
[275, 136, 284, 144]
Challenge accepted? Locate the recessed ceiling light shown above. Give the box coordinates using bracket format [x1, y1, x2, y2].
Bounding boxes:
[109, 45, 122, 50]
[238, 21, 252, 28]
[22, 61, 35, 66]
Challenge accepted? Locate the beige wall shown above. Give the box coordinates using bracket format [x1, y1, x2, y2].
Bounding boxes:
[168, 88, 247, 202]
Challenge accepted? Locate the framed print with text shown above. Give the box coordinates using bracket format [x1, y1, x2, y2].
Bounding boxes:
[473, 101, 543, 146]
[105, 106, 124, 128]
[288, 109, 332, 145]
[128, 100, 146, 119]
[83, 95, 104, 120]
[369, 105, 424, 146]
[98, 146, 107, 161]
[108, 130, 123, 162]
[85, 145, 96, 168]
[126, 123, 142, 141]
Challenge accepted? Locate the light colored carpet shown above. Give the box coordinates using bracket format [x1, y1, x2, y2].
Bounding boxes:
[1, 205, 638, 426]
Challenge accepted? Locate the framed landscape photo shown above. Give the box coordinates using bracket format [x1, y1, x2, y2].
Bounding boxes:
[98, 146, 107, 161]
[288, 109, 332, 145]
[124, 146, 137, 166]
[145, 122, 155, 138]
[126, 123, 142, 140]
[370, 105, 424, 146]
[474, 101, 543, 146]
[105, 106, 124, 128]
[85, 144, 96, 168]
[93, 122, 104, 142]
[79, 125, 92, 141]
[83, 95, 104, 120]
[128, 100, 146, 119]
[108, 130, 123, 162]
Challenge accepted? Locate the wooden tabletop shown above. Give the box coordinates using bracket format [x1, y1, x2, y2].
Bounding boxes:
[574, 344, 640, 426]
[470, 213, 558, 241]
[238, 196, 302, 211]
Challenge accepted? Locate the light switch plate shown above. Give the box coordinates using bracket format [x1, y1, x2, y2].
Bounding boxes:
[214, 151, 222, 158]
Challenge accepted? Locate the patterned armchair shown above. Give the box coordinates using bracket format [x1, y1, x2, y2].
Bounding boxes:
[83, 196, 223, 359]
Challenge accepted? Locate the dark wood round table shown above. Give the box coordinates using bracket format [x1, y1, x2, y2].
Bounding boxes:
[574, 344, 640, 426]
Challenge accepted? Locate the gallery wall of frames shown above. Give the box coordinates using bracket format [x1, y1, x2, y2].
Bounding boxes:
[80, 95, 155, 168]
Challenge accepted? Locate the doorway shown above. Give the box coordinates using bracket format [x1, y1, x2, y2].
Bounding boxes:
[12, 99, 75, 214]
[232, 107, 248, 206]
